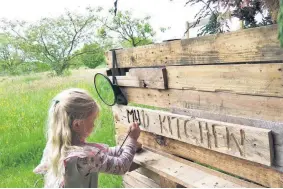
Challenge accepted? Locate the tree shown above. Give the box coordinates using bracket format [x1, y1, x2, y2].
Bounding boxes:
[181, 0, 279, 23]
[76, 43, 106, 69]
[0, 33, 26, 72]
[121, 37, 153, 48]
[232, 0, 275, 28]
[1, 7, 103, 75]
[169, 0, 276, 36]
[112, 0, 280, 45]
[98, 10, 156, 48]
[197, 11, 230, 36]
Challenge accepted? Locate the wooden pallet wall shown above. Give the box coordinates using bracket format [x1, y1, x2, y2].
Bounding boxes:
[106, 24, 283, 188]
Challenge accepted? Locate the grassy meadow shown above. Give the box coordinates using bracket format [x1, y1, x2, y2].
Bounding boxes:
[0, 69, 122, 188]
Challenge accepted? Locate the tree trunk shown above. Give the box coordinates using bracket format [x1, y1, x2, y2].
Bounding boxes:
[56, 62, 69, 76]
[51, 60, 70, 76]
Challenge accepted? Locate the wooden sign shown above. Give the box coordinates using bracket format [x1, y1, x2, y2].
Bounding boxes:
[115, 125, 282, 188]
[113, 105, 273, 166]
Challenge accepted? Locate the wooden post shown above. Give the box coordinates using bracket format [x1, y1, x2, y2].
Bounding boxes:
[240, 19, 244, 29]
[185, 21, 190, 38]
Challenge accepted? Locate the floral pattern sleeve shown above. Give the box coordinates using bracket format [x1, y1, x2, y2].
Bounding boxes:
[84, 142, 124, 156]
[77, 138, 137, 176]
[106, 146, 124, 156]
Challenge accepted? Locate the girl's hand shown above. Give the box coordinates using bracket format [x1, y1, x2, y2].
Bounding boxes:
[129, 122, 140, 140]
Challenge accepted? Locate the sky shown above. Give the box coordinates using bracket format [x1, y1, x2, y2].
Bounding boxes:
[0, 0, 242, 42]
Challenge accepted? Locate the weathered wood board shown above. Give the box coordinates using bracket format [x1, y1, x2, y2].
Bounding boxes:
[129, 67, 168, 89]
[144, 146, 263, 188]
[112, 63, 283, 96]
[113, 105, 273, 166]
[106, 25, 283, 68]
[117, 128, 262, 188]
[135, 168, 161, 186]
[109, 68, 167, 89]
[109, 76, 143, 87]
[123, 87, 283, 122]
[123, 147, 243, 187]
[123, 171, 160, 188]
[116, 124, 283, 188]
[167, 63, 283, 97]
[171, 107, 283, 133]
[159, 177, 179, 188]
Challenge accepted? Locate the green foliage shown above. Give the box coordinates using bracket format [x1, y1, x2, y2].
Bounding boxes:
[231, 0, 274, 29]
[10, 63, 49, 75]
[0, 33, 26, 72]
[198, 11, 229, 36]
[0, 61, 50, 76]
[0, 33, 52, 75]
[0, 72, 122, 187]
[99, 10, 156, 47]
[182, 0, 276, 36]
[279, 0, 283, 47]
[232, 0, 261, 27]
[0, 7, 165, 75]
[121, 37, 153, 48]
[22, 75, 42, 83]
[1, 7, 102, 76]
[78, 43, 106, 68]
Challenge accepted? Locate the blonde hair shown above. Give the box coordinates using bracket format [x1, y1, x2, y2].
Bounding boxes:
[45, 88, 99, 186]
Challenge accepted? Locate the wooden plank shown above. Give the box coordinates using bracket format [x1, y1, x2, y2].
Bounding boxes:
[111, 63, 283, 97]
[123, 87, 283, 122]
[167, 63, 283, 97]
[135, 167, 161, 186]
[122, 145, 243, 188]
[123, 181, 134, 188]
[171, 108, 283, 135]
[159, 177, 178, 188]
[115, 124, 283, 188]
[109, 68, 167, 89]
[130, 171, 160, 188]
[124, 171, 160, 188]
[143, 145, 262, 188]
[124, 174, 147, 188]
[113, 105, 273, 166]
[128, 68, 168, 89]
[192, 176, 242, 188]
[106, 25, 283, 68]
[109, 76, 143, 87]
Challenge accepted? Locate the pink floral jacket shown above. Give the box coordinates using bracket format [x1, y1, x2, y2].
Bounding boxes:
[33, 138, 137, 187]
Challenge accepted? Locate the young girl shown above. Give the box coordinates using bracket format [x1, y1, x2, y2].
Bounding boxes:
[33, 88, 140, 188]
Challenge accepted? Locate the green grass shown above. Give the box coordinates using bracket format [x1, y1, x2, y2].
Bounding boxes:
[22, 76, 42, 83]
[0, 69, 122, 188]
